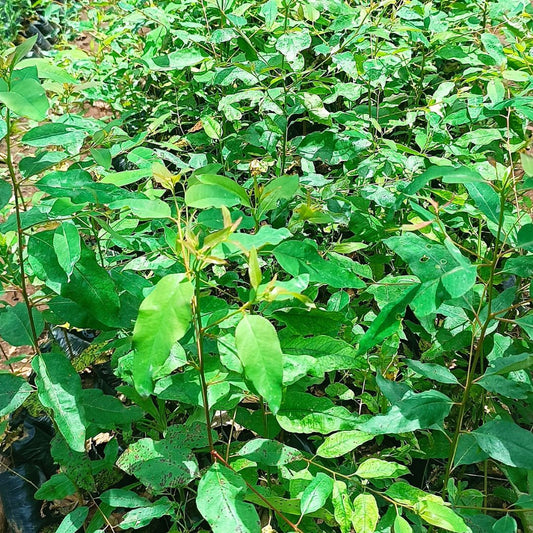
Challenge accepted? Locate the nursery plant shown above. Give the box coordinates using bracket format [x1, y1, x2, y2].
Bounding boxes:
[1, 0, 533, 531]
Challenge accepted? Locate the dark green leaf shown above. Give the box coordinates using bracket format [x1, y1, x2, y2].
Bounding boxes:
[35, 473, 77, 500]
[56, 507, 89, 533]
[0, 303, 44, 346]
[0, 373, 32, 416]
[472, 420, 533, 468]
[32, 353, 86, 452]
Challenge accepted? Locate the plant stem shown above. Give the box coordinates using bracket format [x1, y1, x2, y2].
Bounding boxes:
[279, 0, 290, 177]
[442, 185, 507, 497]
[193, 270, 214, 454]
[4, 109, 39, 352]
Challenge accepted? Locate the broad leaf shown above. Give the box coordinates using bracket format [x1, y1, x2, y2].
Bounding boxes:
[414, 501, 468, 532]
[81, 389, 143, 429]
[185, 174, 250, 208]
[32, 353, 86, 452]
[0, 302, 44, 346]
[332, 481, 353, 533]
[197, 463, 260, 533]
[352, 494, 379, 533]
[406, 360, 459, 384]
[0, 373, 32, 416]
[357, 285, 418, 355]
[235, 315, 283, 414]
[301, 473, 334, 515]
[100, 489, 150, 508]
[276, 392, 358, 434]
[56, 507, 89, 533]
[116, 426, 202, 491]
[0, 78, 49, 121]
[317, 430, 374, 458]
[132, 273, 193, 395]
[53, 221, 81, 279]
[237, 438, 301, 466]
[355, 459, 410, 479]
[35, 473, 77, 500]
[119, 498, 174, 530]
[472, 420, 533, 469]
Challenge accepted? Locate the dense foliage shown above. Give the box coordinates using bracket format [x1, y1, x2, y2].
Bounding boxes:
[1, 0, 533, 531]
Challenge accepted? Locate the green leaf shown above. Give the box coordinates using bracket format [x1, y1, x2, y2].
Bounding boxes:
[132, 273, 193, 395]
[108, 198, 171, 219]
[332, 481, 353, 533]
[185, 174, 250, 208]
[28, 231, 121, 327]
[454, 433, 489, 466]
[32, 353, 86, 452]
[301, 473, 334, 516]
[116, 426, 202, 491]
[276, 29, 312, 62]
[355, 458, 410, 480]
[10, 35, 38, 67]
[260, 0, 278, 29]
[56, 507, 89, 533]
[316, 430, 374, 458]
[385, 235, 476, 298]
[0, 373, 32, 416]
[296, 131, 370, 165]
[0, 302, 44, 346]
[414, 501, 468, 532]
[472, 420, 533, 468]
[17, 58, 78, 84]
[235, 315, 284, 415]
[357, 285, 418, 355]
[517, 224, 533, 252]
[202, 116, 222, 140]
[276, 392, 358, 434]
[53, 221, 81, 279]
[197, 463, 261, 533]
[258, 175, 299, 215]
[282, 335, 367, 377]
[485, 353, 533, 375]
[147, 48, 206, 71]
[81, 389, 143, 429]
[385, 482, 444, 506]
[487, 80, 505, 105]
[352, 494, 379, 533]
[35, 473, 77, 500]
[22, 123, 87, 147]
[100, 489, 150, 508]
[465, 182, 501, 224]
[394, 515, 413, 533]
[237, 438, 302, 466]
[273, 240, 365, 289]
[0, 180, 12, 209]
[119, 498, 174, 530]
[493, 515, 517, 533]
[358, 390, 453, 434]
[481, 33, 506, 66]
[0, 78, 49, 121]
[405, 165, 484, 195]
[520, 153, 533, 178]
[19, 151, 68, 178]
[406, 360, 459, 384]
[477, 375, 531, 399]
